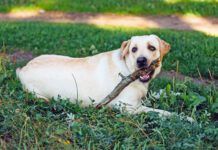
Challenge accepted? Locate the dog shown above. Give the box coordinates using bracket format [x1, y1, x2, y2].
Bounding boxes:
[17, 34, 177, 118]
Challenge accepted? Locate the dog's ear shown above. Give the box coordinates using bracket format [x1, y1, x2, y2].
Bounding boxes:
[154, 36, 170, 60]
[120, 40, 130, 59]
[159, 39, 170, 60]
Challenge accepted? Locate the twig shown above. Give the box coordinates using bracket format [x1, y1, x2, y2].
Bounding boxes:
[96, 58, 160, 109]
[118, 118, 148, 137]
[197, 67, 203, 82]
[176, 60, 179, 79]
[118, 73, 125, 80]
[208, 69, 213, 80]
[72, 73, 79, 104]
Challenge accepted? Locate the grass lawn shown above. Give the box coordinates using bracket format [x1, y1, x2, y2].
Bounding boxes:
[0, 58, 217, 149]
[0, 0, 217, 17]
[0, 22, 217, 149]
[0, 22, 217, 78]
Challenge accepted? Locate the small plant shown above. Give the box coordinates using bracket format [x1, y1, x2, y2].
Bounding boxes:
[0, 44, 9, 85]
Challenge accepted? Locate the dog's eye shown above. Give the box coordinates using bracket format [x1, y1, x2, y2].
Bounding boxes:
[132, 47, 138, 53]
[148, 45, 156, 51]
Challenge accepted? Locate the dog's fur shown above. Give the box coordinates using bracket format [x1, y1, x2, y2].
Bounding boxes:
[17, 35, 173, 116]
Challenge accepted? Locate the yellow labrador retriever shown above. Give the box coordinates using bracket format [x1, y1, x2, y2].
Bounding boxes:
[17, 35, 172, 117]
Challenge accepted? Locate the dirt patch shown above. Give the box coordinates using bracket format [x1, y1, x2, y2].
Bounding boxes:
[8, 51, 33, 63]
[158, 70, 218, 88]
[0, 11, 217, 35]
[0, 132, 12, 143]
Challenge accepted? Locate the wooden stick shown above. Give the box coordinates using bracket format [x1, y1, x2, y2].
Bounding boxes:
[96, 58, 160, 109]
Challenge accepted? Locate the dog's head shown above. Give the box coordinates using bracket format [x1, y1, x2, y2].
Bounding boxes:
[120, 35, 170, 83]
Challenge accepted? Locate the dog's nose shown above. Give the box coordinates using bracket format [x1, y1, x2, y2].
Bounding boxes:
[137, 57, 147, 68]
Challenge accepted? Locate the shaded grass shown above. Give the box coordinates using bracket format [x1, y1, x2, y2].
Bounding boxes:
[0, 22, 217, 78]
[0, 0, 217, 17]
[0, 62, 217, 149]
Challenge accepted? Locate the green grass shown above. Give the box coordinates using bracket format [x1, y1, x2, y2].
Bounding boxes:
[0, 60, 217, 149]
[0, 0, 217, 17]
[0, 21, 217, 149]
[0, 22, 217, 78]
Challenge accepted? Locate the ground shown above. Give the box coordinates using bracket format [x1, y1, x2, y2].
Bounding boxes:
[0, 0, 217, 149]
[0, 12, 218, 36]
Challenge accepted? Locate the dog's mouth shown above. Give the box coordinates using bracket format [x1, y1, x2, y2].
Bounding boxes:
[139, 69, 155, 83]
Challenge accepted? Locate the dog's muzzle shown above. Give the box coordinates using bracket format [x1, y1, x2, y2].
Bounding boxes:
[138, 58, 160, 83]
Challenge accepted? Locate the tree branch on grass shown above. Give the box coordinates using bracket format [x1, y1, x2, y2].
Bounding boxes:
[96, 58, 160, 109]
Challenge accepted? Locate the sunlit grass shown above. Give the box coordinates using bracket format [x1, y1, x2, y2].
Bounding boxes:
[9, 6, 41, 13]
[0, 0, 217, 17]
